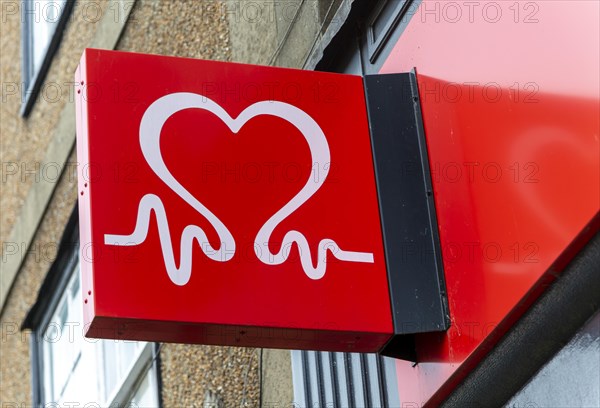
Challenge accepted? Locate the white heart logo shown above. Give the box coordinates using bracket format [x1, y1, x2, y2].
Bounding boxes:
[105, 93, 374, 285]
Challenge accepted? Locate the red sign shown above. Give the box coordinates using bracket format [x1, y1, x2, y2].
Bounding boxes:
[382, 1, 600, 404]
[75, 49, 393, 352]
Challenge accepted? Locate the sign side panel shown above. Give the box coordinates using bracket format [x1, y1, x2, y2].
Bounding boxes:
[75, 50, 97, 334]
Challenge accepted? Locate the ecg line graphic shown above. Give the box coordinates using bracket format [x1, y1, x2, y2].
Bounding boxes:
[105, 194, 233, 286]
[104, 93, 374, 285]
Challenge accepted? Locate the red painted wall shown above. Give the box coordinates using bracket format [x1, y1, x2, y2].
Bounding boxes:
[381, 1, 600, 405]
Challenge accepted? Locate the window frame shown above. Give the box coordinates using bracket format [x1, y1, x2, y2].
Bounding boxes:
[24, 208, 79, 406]
[365, 0, 411, 63]
[21, 0, 75, 117]
[314, 0, 419, 75]
[107, 343, 162, 406]
[22, 208, 162, 407]
[39, 264, 84, 402]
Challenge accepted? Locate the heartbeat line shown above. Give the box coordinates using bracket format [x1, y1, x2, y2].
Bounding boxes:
[105, 194, 234, 286]
[104, 93, 374, 285]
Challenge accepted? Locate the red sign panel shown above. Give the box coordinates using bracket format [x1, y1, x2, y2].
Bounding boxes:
[75, 49, 392, 352]
[382, 1, 600, 404]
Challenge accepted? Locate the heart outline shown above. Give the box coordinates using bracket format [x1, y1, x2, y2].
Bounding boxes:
[105, 93, 374, 284]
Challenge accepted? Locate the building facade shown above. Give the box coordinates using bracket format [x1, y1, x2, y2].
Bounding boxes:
[1, 0, 599, 407]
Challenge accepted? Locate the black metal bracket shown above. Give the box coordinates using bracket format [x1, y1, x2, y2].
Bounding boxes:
[364, 71, 450, 361]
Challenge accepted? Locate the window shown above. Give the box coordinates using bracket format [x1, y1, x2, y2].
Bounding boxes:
[21, 0, 74, 116]
[315, 0, 417, 75]
[23, 215, 161, 407]
[366, 0, 410, 63]
[36, 262, 160, 406]
[292, 351, 400, 407]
